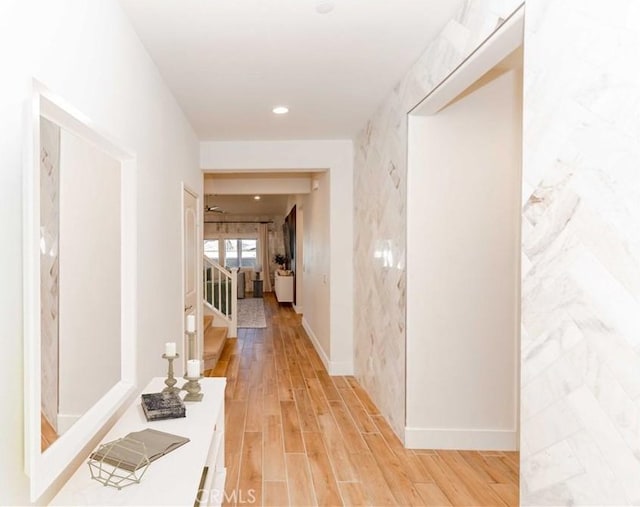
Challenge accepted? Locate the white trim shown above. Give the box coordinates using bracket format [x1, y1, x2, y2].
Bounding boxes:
[301, 317, 353, 375]
[24, 80, 137, 502]
[327, 360, 354, 376]
[293, 304, 303, 315]
[182, 183, 200, 372]
[404, 426, 518, 451]
[411, 5, 524, 116]
[302, 317, 329, 371]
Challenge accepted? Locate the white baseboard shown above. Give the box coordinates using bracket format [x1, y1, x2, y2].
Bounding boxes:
[301, 317, 354, 376]
[293, 304, 303, 314]
[301, 317, 329, 371]
[327, 361, 354, 376]
[404, 426, 518, 451]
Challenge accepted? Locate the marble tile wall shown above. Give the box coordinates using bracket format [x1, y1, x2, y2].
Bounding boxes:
[353, 0, 523, 439]
[40, 117, 60, 432]
[520, 1, 640, 505]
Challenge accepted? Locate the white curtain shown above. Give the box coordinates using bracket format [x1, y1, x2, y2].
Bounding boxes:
[259, 223, 272, 291]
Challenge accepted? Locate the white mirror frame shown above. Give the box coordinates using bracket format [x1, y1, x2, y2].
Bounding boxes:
[23, 81, 137, 501]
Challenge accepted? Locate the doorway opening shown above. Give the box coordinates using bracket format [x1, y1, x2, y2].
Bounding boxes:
[405, 8, 524, 451]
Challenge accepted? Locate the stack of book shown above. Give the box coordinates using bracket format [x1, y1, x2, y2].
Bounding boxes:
[141, 392, 186, 421]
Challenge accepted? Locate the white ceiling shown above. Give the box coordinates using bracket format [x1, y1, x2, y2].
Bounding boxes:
[118, 0, 463, 140]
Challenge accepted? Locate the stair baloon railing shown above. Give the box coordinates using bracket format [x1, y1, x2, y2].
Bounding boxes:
[203, 257, 238, 337]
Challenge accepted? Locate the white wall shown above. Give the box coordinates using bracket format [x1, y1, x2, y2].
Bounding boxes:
[201, 140, 354, 374]
[295, 206, 304, 314]
[406, 68, 522, 450]
[0, 1, 199, 504]
[58, 129, 122, 423]
[302, 172, 331, 358]
[204, 175, 311, 195]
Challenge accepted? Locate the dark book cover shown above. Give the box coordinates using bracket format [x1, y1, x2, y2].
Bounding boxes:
[141, 392, 186, 421]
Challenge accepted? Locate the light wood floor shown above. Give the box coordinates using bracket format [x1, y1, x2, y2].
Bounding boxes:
[205, 294, 519, 507]
[41, 412, 59, 452]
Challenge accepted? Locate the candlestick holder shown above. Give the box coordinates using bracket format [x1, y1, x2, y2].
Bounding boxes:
[185, 330, 196, 359]
[182, 375, 204, 402]
[162, 353, 180, 395]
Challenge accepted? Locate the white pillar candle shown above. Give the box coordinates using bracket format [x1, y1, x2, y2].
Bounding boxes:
[186, 314, 196, 333]
[165, 342, 176, 357]
[187, 359, 200, 378]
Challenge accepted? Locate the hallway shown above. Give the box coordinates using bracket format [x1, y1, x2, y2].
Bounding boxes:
[206, 294, 519, 506]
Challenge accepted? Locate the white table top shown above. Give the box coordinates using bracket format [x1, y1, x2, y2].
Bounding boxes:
[50, 377, 226, 506]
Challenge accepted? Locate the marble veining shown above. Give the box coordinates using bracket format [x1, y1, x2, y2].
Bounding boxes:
[353, 0, 523, 439]
[40, 117, 60, 432]
[521, 0, 640, 504]
[355, 0, 640, 504]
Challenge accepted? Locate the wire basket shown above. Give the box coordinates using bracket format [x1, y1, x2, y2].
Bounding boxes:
[87, 437, 151, 490]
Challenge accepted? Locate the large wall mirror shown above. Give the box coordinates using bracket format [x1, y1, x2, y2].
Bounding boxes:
[24, 82, 137, 501]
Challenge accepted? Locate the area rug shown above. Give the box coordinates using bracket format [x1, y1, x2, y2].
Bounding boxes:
[237, 298, 267, 328]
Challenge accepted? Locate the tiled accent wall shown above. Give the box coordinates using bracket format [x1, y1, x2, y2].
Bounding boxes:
[40, 117, 60, 431]
[520, 1, 640, 505]
[353, 0, 522, 439]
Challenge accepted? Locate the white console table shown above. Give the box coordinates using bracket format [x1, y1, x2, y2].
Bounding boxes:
[274, 271, 294, 303]
[51, 377, 226, 507]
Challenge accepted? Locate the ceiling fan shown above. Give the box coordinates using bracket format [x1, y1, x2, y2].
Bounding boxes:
[204, 195, 225, 213]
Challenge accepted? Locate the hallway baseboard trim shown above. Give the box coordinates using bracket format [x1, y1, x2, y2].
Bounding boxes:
[293, 304, 303, 314]
[301, 317, 354, 376]
[404, 426, 518, 451]
[327, 360, 353, 376]
[302, 317, 330, 371]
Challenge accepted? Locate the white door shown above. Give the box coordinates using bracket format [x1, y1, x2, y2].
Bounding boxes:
[183, 187, 198, 360]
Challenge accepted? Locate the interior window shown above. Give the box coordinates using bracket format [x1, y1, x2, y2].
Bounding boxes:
[204, 239, 219, 263]
[239, 239, 257, 268]
[204, 238, 257, 268]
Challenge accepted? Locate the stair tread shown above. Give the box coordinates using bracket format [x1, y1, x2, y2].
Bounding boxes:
[203, 315, 213, 332]
[203, 326, 227, 358]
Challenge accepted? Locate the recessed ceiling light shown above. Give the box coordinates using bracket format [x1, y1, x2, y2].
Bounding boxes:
[254, 195, 261, 200]
[272, 106, 289, 115]
[316, 1, 335, 14]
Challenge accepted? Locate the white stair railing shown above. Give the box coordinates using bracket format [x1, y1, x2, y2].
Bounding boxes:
[203, 257, 238, 337]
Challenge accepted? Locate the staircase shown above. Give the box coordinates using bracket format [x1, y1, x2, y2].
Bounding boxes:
[202, 257, 238, 370]
[203, 315, 228, 370]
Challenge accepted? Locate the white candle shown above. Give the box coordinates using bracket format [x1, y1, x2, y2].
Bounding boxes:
[186, 314, 196, 333]
[187, 359, 200, 378]
[165, 342, 176, 357]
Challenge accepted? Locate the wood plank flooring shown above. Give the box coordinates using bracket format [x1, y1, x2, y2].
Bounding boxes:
[41, 412, 59, 452]
[205, 294, 519, 506]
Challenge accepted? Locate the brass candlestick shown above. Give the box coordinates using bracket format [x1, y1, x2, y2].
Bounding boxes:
[162, 353, 180, 395]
